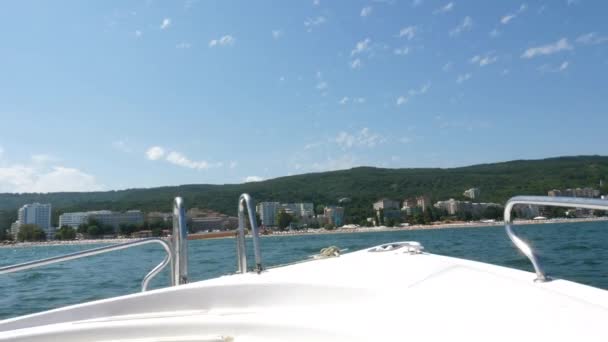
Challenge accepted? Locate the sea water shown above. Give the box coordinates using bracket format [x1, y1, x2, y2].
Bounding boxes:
[1, 221, 607, 320]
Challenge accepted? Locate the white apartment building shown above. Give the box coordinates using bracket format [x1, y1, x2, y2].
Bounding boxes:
[256, 202, 281, 227]
[58, 212, 90, 228]
[15, 203, 53, 239]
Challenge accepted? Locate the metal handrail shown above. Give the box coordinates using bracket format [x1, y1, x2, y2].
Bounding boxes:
[236, 193, 263, 273]
[172, 197, 188, 285]
[0, 238, 173, 292]
[1, 196, 191, 292]
[504, 195, 608, 282]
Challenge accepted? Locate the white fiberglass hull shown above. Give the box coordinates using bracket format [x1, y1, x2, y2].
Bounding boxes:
[1, 242, 607, 341]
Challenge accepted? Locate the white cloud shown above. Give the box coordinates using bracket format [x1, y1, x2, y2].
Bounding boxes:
[538, 61, 569, 73]
[146, 146, 165, 160]
[442, 62, 453, 71]
[335, 128, 385, 149]
[244, 176, 264, 182]
[272, 30, 283, 39]
[165, 151, 218, 170]
[313, 0, 320, 6]
[339, 96, 365, 105]
[394, 47, 409, 55]
[160, 18, 171, 30]
[304, 16, 326, 32]
[0, 165, 103, 193]
[470, 53, 498, 66]
[0, 146, 3, 159]
[456, 73, 472, 83]
[396, 82, 430, 105]
[351, 38, 371, 56]
[489, 29, 500, 38]
[304, 142, 323, 150]
[134, 30, 142, 38]
[434, 2, 454, 14]
[360, 6, 373, 17]
[521, 38, 572, 58]
[501, 14, 516, 24]
[209, 35, 235, 47]
[316, 81, 328, 90]
[576, 32, 608, 45]
[350, 58, 362, 69]
[398, 26, 416, 40]
[449, 16, 473, 36]
[229, 161, 238, 169]
[399, 137, 412, 144]
[176, 42, 191, 49]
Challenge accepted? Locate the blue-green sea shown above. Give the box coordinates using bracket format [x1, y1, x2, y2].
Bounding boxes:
[1, 221, 607, 320]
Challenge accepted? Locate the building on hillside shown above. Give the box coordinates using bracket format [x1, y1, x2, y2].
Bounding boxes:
[513, 204, 540, 219]
[548, 187, 600, 198]
[280, 203, 315, 218]
[463, 188, 481, 200]
[401, 198, 418, 215]
[324, 206, 344, 227]
[87, 210, 144, 230]
[59, 212, 90, 228]
[147, 212, 172, 223]
[416, 196, 431, 212]
[256, 202, 281, 227]
[16, 203, 53, 239]
[434, 199, 501, 217]
[10, 221, 20, 239]
[373, 199, 400, 211]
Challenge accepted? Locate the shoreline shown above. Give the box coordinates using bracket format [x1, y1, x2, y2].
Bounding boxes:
[2, 216, 607, 249]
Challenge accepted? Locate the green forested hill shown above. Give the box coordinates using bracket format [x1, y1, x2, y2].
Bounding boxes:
[1, 155, 607, 228]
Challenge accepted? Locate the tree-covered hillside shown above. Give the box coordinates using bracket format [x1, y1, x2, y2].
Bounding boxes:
[1, 155, 607, 228]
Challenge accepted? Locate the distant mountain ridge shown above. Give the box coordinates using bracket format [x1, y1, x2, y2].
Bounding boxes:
[1, 155, 607, 227]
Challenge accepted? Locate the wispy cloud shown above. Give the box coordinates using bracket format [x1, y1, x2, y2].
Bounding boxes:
[350, 58, 362, 69]
[134, 30, 142, 38]
[456, 73, 472, 84]
[434, 2, 454, 14]
[521, 38, 572, 58]
[360, 6, 373, 17]
[160, 18, 171, 30]
[339, 96, 366, 105]
[396, 82, 431, 106]
[335, 128, 385, 149]
[394, 47, 410, 55]
[244, 176, 264, 182]
[146, 146, 222, 170]
[470, 52, 498, 66]
[538, 61, 569, 73]
[272, 30, 284, 39]
[576, 32, 608, 45]
[442, 62, 453, 72]
[500, 3, 527, 25]
[412, 0, 423, 7]
[398, 26, 416, 40]
[304, 16, 326, 32]
[351, 38, 371, 56]
[312, 0, 320, 6]
[449, 16, 473, 36]
[209, 35, 235, 47]
[229, 161, 238, 169]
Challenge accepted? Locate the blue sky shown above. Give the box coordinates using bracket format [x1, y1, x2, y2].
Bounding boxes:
[0, 0, 607, 192]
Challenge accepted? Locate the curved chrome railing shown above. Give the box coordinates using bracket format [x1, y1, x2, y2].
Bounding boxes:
[237, 193, 263, 273]
[504, 195, 608, 282]
[0, 238, 173, 292]
[0, 196, 190, 292]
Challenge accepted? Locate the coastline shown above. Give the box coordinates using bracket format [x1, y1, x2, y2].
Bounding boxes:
[2, 216, 607, 249]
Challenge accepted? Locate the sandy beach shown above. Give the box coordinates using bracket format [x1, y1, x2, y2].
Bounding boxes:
[2, 216, 608, 249]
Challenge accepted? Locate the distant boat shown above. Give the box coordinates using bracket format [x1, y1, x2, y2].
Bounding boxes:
[533, 216, 548, 220]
